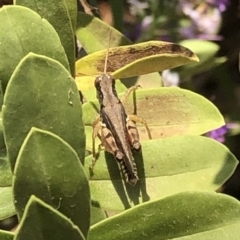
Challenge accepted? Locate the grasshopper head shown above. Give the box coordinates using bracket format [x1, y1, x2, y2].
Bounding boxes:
[94, 73, 118, 106]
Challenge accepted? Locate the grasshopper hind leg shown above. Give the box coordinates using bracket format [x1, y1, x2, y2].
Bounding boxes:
[126, 119, 141, 151]
[99, 123, 139, 185]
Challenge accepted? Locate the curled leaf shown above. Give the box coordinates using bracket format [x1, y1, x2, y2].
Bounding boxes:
[76, 41, 199, 79]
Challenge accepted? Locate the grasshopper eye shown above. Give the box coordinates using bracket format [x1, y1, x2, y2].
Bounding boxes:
[94, 76, 102, 88]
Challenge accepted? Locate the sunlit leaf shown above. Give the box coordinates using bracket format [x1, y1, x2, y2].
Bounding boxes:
[89, 192, 240, 240]
[76, 41, 199, 79]
[84, 136, 238, 212]
[0, 187, 15, 220]
[83, 87, 225, 141]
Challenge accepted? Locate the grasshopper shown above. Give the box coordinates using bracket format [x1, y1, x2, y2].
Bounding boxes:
[91, 30, 152, 185]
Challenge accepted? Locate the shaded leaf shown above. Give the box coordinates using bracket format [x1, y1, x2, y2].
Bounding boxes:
[13, 127, 90, 238]
[177, 40, 226, 78]
[108, 0, 124, 31]
[0, 118, 6, 149]
[0, 230, 14, 240]
[84, 136, 238, 212]
[2, 53, 85, 171]
[0, 149, 12, 187]
[0, 187, 15, 220]
[89, 192, 240, 240]
[83, 87, 225, 141]
[76, 12, 131, 54]
[0, 5, 69, 90]
[64, 0, 78, 33]
[15, 0, 75, 76]
[76, 41, 199, 79]
[15, 196, 85, 240]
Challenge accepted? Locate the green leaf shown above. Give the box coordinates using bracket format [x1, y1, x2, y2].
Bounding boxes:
[180, 40, 219, 64]
[90, 201, 107, 226]
[84, 136, 238, 212]
[15, 0, 75, 76]
[0, 149, 12, 187]
[0, 5, 69, 91]
[88, 192, 240, 240]
[13, 127, 90, 237]
[76, 12, 131, 54]
[0, 187, 15, 220]
[64, 0, 77, 33]
[0, 118, 6, 149]
[2, 53, 85, 171]
[15, 196, 85, 240]
[0, 230, 14, 240]
[83, 87, 225, 141]
[76, 41, 199, 79]
[108, 0, 124, 31]
[177, 40, 226, 78]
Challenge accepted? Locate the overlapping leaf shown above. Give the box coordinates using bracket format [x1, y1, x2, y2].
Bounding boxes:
[89, 192, 240, 240]
[2, 53, 85, 171]
[0, 149, 11, 187]
[0, 230, 14, 240]
[15, 196, 85, 240]
[13, 128, 90, 237]
[0, 6, 69, 90]
[0, 187, 15, 220]
[15, 0, 76, 76]
[76, 12, 131, 54]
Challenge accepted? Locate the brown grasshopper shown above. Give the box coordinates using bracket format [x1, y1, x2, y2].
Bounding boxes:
[90, 30, 152, 185]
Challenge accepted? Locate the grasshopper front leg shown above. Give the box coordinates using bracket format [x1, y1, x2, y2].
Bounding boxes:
[120, 85, 141, 106]
[90, 116, 102, 170]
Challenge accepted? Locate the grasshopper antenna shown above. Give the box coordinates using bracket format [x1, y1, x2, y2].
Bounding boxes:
[103, 28, 112, 75]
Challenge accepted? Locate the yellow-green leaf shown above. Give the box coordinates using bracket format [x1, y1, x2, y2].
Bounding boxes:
[83, 87, 224, 142]
[76, 41, 199, 79]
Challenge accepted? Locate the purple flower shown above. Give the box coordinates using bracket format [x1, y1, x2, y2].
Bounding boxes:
[124, 23, 142, 42]
[207, 0, 230, 12]
[179, 0, 223, 40]
[206, 123, 238, 143]
[206, 125, 228, 143]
